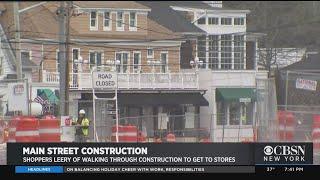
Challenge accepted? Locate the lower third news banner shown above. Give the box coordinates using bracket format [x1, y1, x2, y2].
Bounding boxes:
[6, 143, 313, 174]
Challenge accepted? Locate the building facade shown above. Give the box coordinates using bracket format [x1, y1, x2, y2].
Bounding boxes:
[168, 1, 269, 142]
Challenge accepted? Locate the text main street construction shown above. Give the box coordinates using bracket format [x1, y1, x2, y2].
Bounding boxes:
[23, 147, 148, 155]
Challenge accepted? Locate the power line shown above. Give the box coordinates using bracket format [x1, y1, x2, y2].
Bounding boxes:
[1, 44, 304, 55]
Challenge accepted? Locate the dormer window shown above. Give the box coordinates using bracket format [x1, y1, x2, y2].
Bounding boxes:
[103, 11, 111, 31]
[234, 17, 245, 25]
[90, 11, 98, 30]
[208, 17, 219, 25]
[116, 11, 124, 31]
[129, 12, 137, 31]
[221, 17, 232, 25]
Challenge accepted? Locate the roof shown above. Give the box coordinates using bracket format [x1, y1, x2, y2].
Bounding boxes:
[167, 1, 220, 10]
[258, 48, 306, 69]
[74, 1, 150, 10]
[136, 1, 204, 34]
[281, 54, 320, 71]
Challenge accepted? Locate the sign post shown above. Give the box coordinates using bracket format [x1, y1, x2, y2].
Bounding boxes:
[91, 66, 118, 142]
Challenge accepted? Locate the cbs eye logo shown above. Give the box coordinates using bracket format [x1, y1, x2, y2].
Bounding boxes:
[264, 146, 273, 155]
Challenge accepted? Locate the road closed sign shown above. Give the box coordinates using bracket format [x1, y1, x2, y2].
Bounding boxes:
[92, 72, 117, 89]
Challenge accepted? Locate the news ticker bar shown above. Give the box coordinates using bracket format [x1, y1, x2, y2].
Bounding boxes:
[7, 143, 313, 166]
[15, 166, 255, 173]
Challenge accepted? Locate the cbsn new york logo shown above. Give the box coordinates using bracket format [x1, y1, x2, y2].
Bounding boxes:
[263, 145, 306, 162]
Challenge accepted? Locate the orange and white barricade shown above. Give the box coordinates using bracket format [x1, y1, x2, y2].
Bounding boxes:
[137, 131, 147, 143]
[200, 137, 210, 143]
[312, 115, 320, 151]
[39, 116, 60, 142]
[15, 116, 39, 142]
[278, 110, 295, 141]
[0, 120, 4, 143]
[8, 116, 21, 142]
[166, 133, 176, 142]
[111, 125, 138, 142]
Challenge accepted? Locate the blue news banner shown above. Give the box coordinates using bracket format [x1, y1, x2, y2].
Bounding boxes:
[6, 143, 313, 174]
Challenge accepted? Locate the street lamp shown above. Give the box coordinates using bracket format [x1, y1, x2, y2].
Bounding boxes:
[190, 56, 203, 71]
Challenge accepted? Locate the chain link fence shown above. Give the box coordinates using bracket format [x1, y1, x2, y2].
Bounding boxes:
[276, 70, 320, 164]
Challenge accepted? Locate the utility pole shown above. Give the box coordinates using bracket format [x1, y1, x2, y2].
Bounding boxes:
[13, 2, 22, 79]
[65, 1, 72, 115]
[57, 1, 67, 116]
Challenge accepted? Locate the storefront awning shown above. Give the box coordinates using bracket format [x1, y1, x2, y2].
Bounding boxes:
[118, 93, 209, 106]
[216, 88, 256, 102]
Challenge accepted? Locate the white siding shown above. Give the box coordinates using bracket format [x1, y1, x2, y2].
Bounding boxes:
[0, 47, 14, 80]
[0, 24, 15, 80]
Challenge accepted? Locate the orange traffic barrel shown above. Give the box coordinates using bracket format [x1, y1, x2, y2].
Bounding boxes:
[278, 110, 295, 141]
[312, 115, 320, 150]
[39, 116, 60, 142]
[15, 116, 39, 142]
[8, 116, 21, 142]
[200, 137, 210, 143]
[166, 133, 176, 142]
[111, 125, 138, 142]
[137, 131, 147, 143]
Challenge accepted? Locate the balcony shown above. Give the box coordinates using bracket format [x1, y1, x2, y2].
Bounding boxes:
[42, 70, 199, 90]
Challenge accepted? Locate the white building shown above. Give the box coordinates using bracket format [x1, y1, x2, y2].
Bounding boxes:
[169, 1, 269, 142]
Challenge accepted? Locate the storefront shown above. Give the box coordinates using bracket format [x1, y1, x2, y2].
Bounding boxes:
[77, 91, 209, 140]
[215, 88, 256, 126]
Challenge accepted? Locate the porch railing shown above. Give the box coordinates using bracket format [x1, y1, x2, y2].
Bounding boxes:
[42, 70, 199, 90]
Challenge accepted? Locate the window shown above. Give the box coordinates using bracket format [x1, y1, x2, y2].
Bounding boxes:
[129, 12, 137, 31]
[147, 48, 153, 58]
[217, 101, 253, 126]
[208, 35, 219, 69]
[208, 17, 219, 25]
[21, 51, 30, 60]
[90, 11, 98, 30]
[217, 102, 227, 125]
[115, 52, 129, 73]
[133, 52, 141, 73]
[220, 34, 232, 69]
[197, 35, 206, 68]
[116, 11, 124, 31]
[221, 17, 232, 25]
[242, 103, 253, 125]
[229, 102, 241, 125]
[103, 11, 111, 31]
[72, 49, 80, 72]
[234, 17, 245, 25]
[89, 51, 102, 69]
[56, 50, 61, 72]
[197, 17, 206, 25]
[160, 52, 168, 73]
[0, 57, 3, 76]
[234, 35, 245, 69]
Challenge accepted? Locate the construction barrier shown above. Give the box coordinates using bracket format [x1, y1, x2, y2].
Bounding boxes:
[111, 125, 138, 142]
[39, 116, 60, 142]
[312, 115, 320, 150]
[8, 116, 21, 142]
[166, 133, 176, 142]
[200, 137, 210, 143]
[137, 131, 147, 143]
[0, 120, 4, 143]
[154, 137, 162, 143]
[15, 116, 39, 142]
[278, 110, 295, 141]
